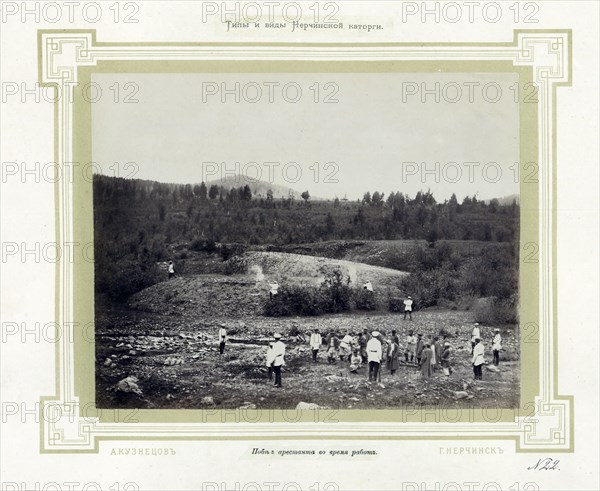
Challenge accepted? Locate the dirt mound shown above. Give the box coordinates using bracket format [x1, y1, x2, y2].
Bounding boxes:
[128, 275, 267, 318]
[243, 251, 408, 288]
[128, 252, 410, 319]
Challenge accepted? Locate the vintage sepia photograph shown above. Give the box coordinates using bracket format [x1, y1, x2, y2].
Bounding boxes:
[93, 70, 521, 411]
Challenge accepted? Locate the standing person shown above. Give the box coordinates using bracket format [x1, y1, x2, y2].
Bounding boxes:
[269, 281, 279, 299]
[387, 337, 400, 375]
[403, 296, 413, 320]
[309, 328, 322, 363]
[168, 261, 175, 279]
[492, 328, 502, 366]
[271, 333, 286, 388]
[429, 336, 437, 369]
[218, 324, 227, 355]
[433, 336, 442, 370]
[472, 338, 485, 380]
[265, 342, 274, 381]
[363, 280, 373, 292]
[420, 344, 433, 379]
[326, 332, 340, 364]
[359, 330, 369, 364]
[415, 333, 424, 367]
[367, 331, 382, 382]
[471, 323, 481, 354]
[405, 330, 416, 364]
[391, 330, 400, 346]
[441, 342, 452, 377]
[339, 332, 353, 362]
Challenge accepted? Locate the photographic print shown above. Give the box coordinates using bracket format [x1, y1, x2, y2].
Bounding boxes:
[92, 70, 521, 411]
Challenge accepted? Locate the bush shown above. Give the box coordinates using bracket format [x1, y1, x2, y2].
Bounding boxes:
[472, 295, 518, 325]
[220, 243, 247, 262]
[96, 259, 161, 303]
[399, 266, 459, 309]
[320, 268, 352, 313]
[264, 269, 354, 317]
[354, 288, 378, 311]
[263, 285, 325, 317]
[387, 296, 405, 313]
[224, 255, 248, 275]
[190, 238, 217, 253]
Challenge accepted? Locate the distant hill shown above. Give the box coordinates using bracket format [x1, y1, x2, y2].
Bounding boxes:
[205, 175, 300, 199]
[485, 194, 519, 206]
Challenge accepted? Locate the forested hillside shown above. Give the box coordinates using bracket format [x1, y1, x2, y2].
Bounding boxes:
[93, 174, 519, 318]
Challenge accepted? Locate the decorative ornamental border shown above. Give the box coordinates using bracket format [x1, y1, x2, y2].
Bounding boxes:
[38, 29, 572, 453]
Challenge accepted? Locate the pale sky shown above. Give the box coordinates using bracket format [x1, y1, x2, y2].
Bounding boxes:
[92, 71, 520, 201]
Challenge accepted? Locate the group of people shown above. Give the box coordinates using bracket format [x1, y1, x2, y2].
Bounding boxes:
[308, 328, 455, 381]
[305, 322, 503, 383]
[216, 321, 503, 389]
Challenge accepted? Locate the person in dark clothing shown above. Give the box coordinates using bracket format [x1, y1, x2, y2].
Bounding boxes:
[415, 333, 424, 367]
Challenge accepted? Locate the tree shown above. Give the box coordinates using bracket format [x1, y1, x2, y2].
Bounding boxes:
[362, 192, 371, 205]
[241, 184, 252, 201]
[208, 185, 219, 200]
[449, 193, 458, 207]
[158, 202, 166, 221]
[325, 212, 335, 234]
[372, 191, 384, 207]
[301, 190, 310, 203]
[488, 198, 499, 213]
[194, 182, 207, 200]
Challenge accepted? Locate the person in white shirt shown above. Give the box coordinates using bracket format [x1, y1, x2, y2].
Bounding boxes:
[271, 333, 286, 388]
[269, 281, 279, 299]
[367, 331, 383, 382]
[309, 328, 322, 363]
[339, 332, 354, 361]
[168, 261, 175, 279]
[472, 338, 485, 380]
[403, 296, 413, 320]
[492, 328, 502, 366]
[265, 342, 274, 381]
[218, 324, 227, 354]
[471, 323, 481, 354]
[363, 280, 373, 292]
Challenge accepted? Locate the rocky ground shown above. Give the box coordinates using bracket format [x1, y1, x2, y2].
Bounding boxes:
[96, 304, 519, 410]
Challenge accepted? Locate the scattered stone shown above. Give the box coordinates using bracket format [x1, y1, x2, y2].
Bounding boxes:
[116, 376, 143, 396]
[164, 357, 184, 366]
[296, 402, 325, 410]
[104, 358, 113, 366]
[238, 402, 257, 409]
[201, 396, 215, 406]
[453, 391, 469, 400]
[486, 364, 499, 372]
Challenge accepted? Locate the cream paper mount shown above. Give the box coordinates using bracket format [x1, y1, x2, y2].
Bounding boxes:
[38, 29, 572, 453]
